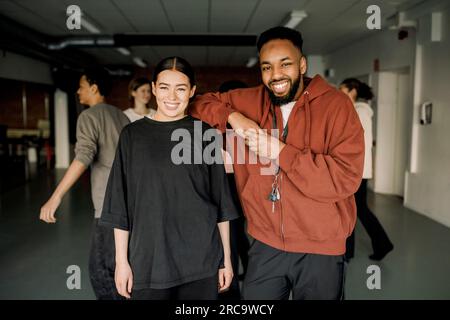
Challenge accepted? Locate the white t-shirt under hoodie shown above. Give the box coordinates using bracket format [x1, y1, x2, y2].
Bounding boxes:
[280, 101, 296, 129]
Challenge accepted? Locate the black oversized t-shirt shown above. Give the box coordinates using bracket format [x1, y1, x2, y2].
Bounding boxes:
[100, 115, 240, 290]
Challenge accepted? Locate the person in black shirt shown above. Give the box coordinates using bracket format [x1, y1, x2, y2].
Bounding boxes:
[217, 80, 250, 301]
[100, 56, 239, 300]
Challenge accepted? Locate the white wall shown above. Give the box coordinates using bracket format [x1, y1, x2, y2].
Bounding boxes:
[404, 5, 450, 228]
[0, 50, 53, 85]
[323, 27, 416, 193]
[323, 29, 416, 86]
[306, 55, 325, 78]
[324, 2, 450, 228]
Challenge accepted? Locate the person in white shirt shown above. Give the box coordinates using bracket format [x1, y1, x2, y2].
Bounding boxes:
[340, 78, 394, 261]
[123, 77, 155, 122]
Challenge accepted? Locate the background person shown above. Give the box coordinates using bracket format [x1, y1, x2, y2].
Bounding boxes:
[340, 78, 394, 261]
[217, 80, 250, 300]
[39, 67, 129, 299]
[123, 77, 155, 122]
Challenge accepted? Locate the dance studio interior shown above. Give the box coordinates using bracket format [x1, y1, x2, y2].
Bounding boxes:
[1, 0, 449, 300]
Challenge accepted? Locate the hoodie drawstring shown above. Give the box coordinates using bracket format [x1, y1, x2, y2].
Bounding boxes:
[260, 102, 271, 130]
[262, 89, 312, 150]
[303, 90, 311, 150]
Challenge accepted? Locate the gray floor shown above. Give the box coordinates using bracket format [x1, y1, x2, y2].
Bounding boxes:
[1, 168, 450, 300]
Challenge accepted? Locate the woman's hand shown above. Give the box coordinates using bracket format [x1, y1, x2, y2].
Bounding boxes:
[115, 261, 133, 299]
[218, 260, 233, 293]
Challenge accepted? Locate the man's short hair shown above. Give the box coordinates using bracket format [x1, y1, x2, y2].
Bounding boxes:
[256, 26, 303, 54]
[82, 67, 112, 97]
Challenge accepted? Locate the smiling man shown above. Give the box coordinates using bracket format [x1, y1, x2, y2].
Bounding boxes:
[190, 26, 365, 300]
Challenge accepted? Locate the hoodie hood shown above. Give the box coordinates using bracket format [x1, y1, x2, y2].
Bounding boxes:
[271, 75, 334, 149]
[302, 75, 335, 101]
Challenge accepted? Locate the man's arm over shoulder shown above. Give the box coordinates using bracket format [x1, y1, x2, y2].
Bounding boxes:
[190, 86, 265, 133]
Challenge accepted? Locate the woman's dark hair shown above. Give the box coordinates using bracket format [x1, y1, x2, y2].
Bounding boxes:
[341, 78, 374, 101]
[152, 56, 195, 86]
[82, 67, 112, 97]
[256, 26, 303, 54]
[128, 77, 151, 100]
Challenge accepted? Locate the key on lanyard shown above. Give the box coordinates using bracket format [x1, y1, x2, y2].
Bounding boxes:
[268, 176, 280, 213]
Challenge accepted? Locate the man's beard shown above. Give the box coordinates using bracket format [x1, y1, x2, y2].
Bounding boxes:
[267, 76, 301, 106]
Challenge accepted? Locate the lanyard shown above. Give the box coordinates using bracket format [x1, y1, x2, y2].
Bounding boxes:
[271, 106, 288, 176]
[271, 105, 289, 143]
[268, 106, 288, 209]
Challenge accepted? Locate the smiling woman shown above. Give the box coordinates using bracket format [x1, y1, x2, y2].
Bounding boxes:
[99, 56, 240, 300]
[151, 57, 196, 121]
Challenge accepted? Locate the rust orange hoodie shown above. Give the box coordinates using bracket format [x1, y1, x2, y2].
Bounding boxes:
[191, 75, 364, 255]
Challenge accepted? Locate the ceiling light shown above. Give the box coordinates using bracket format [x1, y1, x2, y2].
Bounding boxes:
[116, 47, 131, 56]
[80, 15, 101, 34]
[246, 57, 258, 68]
[283, 10, 308, 29]
[244, 10, 307, 67]
[133, 57, 147, 68]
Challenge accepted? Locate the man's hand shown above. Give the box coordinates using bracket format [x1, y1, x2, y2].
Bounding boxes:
[245, 128, 286, 160]
[228, 112, 260, 133]
[39, 196, 61, 223]
[38, 160, 87, 224]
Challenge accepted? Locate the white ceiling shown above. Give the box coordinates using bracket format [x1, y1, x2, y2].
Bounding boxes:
[0, 0, 424, 66]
